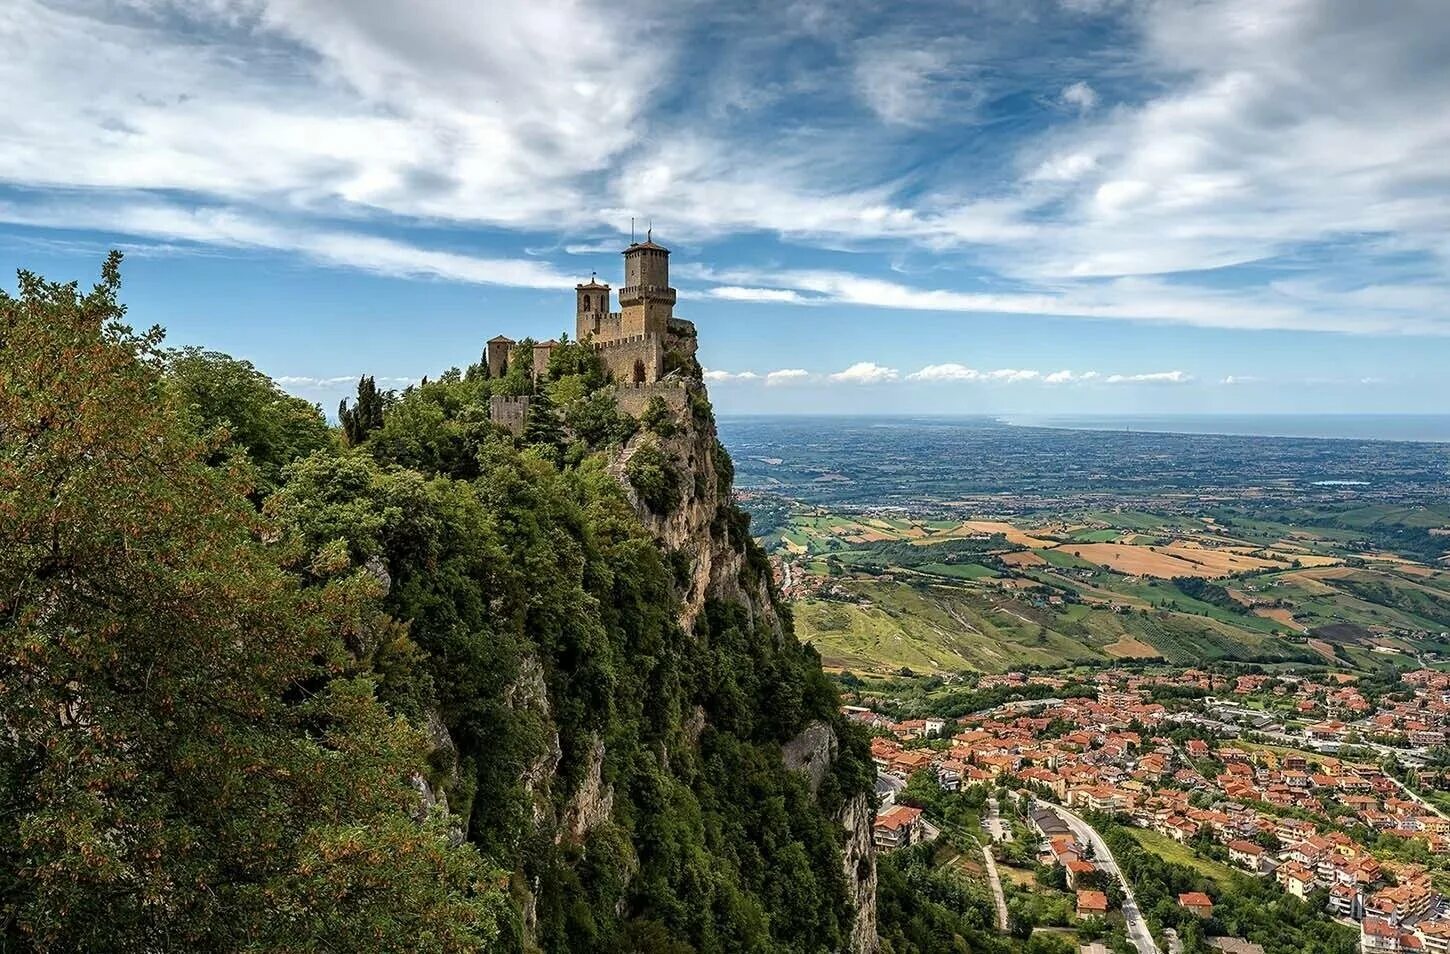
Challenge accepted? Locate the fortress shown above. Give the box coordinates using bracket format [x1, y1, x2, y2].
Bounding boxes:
[488, 235, 696, 431]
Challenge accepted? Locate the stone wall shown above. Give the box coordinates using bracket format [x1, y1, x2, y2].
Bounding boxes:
[613, 379, 689, 417]
[594, 333, 663, 385]
[578, 310, 624, 343]
[489, 394, 530, 435]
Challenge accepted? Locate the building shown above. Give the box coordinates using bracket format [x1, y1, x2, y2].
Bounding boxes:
[874, 805, 924, 851]
[487, 237, 696, 433]
[1227, 839, 1268, 873]
[1076, 890, 1109, 919]
[1178, 892, 1215, 918]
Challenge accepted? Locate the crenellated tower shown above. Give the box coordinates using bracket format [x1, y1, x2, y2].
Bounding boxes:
[618, 238, 675, 338]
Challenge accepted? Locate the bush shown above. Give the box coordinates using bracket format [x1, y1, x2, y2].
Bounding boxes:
[626, 441, 682, 514]
[640, 395, 677, 437]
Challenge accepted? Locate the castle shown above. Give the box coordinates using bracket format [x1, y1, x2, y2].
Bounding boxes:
[488, 236, 695, 432]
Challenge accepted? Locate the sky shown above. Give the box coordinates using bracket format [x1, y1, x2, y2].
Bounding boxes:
[3, 0, 1449, 415]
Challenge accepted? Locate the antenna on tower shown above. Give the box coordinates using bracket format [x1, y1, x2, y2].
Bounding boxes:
[647, 219, 652, 243]
[630, 217, 635, 243]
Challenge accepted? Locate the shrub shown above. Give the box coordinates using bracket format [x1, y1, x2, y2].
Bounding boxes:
[626, 441, 682, 514]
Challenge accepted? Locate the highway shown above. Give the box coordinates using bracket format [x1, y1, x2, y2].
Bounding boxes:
[1039, 801, 1162, 954]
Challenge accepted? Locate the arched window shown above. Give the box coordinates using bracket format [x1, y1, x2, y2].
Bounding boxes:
[632, 358, 647, 384]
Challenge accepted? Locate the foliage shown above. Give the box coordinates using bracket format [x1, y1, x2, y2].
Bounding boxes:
[2, 255, 877, 953]
[874, 843, 1009, 954]
[340, 373, 391, 445]
[164, 346, 334, 494]
[0, 255, 505, 951]
[626, 440, 683, 514]
[641, 395, 677, 437]
[1088, 813, 1357, 954]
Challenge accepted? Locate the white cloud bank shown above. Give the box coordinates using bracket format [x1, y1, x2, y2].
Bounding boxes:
[829, 362, 899, 384]
[706, 364, 1194, 386]
[1, 0, 1448, 337]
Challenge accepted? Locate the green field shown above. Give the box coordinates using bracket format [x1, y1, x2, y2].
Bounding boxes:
[1124, 829, 1254, 888]
[917, 562, 999, 580]
[767, 503, 1450, 675]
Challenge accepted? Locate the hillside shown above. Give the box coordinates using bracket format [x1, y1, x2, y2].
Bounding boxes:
[0, 257, 878, 953]
[762, 504, 1450, 676]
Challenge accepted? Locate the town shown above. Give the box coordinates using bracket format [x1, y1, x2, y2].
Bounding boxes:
[849, 667, 1450, 954]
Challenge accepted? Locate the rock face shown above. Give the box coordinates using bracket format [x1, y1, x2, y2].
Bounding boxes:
[783, 720, 839, 795]
[613, 359, 880, 953]
[560, 734, 613, 842]
[472, 326, 878, 952]
[783, 720, 880, 954]
[840, 792, 880, 954]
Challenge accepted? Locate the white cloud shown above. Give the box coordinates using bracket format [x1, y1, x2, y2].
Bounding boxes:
[0, 0, 660, 227]
[706, 286, 811, 303]
[700, 265, 1441, 334]
[829, 361, 899, 384]
[765, 368, 811, 386]
[0, 0, 1447, 342]
[703, 369, 761, 382]
[1220, 374, 1261, 385]
[854, 47, 950, 125]
[0, 197, 573, 288]
[275, 374, 418, 392]
[906, 364, 1190, 385]
[908, 363, 978, 382]
[906, 365, 1042, 383]
[1060, 81, 1098, 113]
[1044, 369, 1101, 384]
[1104, 370, 1192, 384]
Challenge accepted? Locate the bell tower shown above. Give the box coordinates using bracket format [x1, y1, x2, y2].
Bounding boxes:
[618, 232, 675, 338]
[575, 273, 610, 340]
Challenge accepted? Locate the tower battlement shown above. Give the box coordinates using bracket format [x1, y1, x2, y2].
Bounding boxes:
[489, 237, 683, 435]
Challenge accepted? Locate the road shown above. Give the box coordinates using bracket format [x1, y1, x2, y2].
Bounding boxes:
[985, 795, 1014, 842]
[1039, 801, 1161, 954]
[980, 845, 1010, 931]
[1389, 774, 1450, 820]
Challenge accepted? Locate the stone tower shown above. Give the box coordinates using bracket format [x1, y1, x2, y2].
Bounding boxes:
[486, 335, 514, 379]
[618, 238, 675, 338]
[575, 274, 611, 340]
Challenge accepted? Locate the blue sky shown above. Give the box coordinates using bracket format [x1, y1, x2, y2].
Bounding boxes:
[3, 0, 1449, 414]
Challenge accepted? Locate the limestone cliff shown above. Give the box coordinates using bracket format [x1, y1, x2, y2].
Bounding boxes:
[604, 328, 880, 954]
[360, 317, 881, 953]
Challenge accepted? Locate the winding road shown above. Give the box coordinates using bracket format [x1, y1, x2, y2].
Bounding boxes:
[1039, 801, 1161, 954]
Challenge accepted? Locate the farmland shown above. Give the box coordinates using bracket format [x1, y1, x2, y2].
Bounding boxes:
[724, 417, 1450, 676]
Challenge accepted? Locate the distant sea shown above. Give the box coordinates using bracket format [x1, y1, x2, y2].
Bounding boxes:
[997, 414, 1450, 443]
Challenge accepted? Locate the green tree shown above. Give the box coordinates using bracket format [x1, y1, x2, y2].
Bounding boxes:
[339, 374, 390, 446]
[0, 256, 505, 951]
[164, 346, 333, 494]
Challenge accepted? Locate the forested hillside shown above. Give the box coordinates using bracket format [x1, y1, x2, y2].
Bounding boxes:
[0, 256, 876, 953]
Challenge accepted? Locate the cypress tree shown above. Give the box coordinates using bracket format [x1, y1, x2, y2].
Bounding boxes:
[338, 374, 386, 446]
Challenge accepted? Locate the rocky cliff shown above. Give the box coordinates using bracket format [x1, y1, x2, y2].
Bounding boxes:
[605, 324, 880, 953]
[275, 324, 882, 953]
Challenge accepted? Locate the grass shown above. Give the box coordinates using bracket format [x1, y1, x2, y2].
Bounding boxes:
[793, 579, 1106, 674]
[768, 504, 1446, 675]
[917, 562, 999, 580]
[1124, 829, 1252, 888]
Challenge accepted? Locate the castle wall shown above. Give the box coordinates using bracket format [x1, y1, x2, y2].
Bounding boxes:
[489, 394, 530, 435]
[578, 311, 624, 343]
[593, 334, 663, 385]
[612, 380, 690, 418]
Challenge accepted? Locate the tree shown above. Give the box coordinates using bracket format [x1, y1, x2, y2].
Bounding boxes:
[0, 255, 505, 951]
[165, 346, 333, 494]
[339, 374, 389, 445]
[523, 385, 565, 458]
